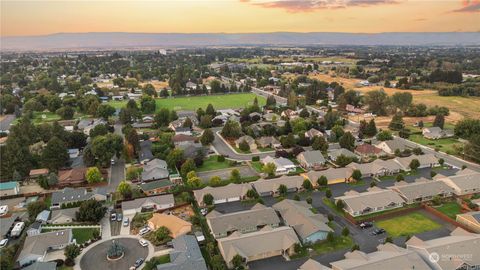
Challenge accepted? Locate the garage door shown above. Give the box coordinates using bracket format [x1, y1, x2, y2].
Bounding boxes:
[227, 197, 240, 202]
[214, 199, 227, 204]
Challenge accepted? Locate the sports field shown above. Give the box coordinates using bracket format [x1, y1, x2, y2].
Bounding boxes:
[109, 93, 265, 111]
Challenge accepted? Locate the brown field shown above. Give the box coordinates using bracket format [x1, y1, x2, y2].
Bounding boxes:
[139, 80, 169, 90]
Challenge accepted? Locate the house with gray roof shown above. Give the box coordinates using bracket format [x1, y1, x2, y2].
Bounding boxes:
[375, 139, 409, 155]
[252, 175, 305, 197]
[141, 159, 169, 182]
[49, 207, 79, 224]
[306, 167, 353, 186]
[140, 140, 154, 163]
[177, 142, 207, 159]
[263, 112, 280, 122]
[436, 169, 480, 196]
[390, 178, 454, 204]
[327, 148, 359, 162]
[335, 187, 405, 217]
[297, 150, 326, 170]
[422, 127, 454, 140]
[256, 136, 281, 149]
[50, 187, 107, 209]
[273, 199, 332, 243]
[262, 156, 296, 175]
[304, 128, 323, 139]
[456, 211, 480, 233]
[347, 159, 402, 178]
[193, 183, 251, 206]
[206, 204, 280, 239]
[121, 194, 174, 216]
[156, 234, 207, 270]
[330, 243, 432, 270]
[35, 210, 50, 224]
[394, 154, 439, 171]
[235, 135, 257, 150]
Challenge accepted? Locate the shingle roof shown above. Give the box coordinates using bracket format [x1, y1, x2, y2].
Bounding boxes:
[390, 178, 454, 201]
[18, 229, 72, 263]
[299, 259, 330, 270]
[297, 150, 326, 165]
[394, 154, 438, 169]
[50, 207, 79, 222]
[157, 235, 208, 270]
[121, 194, 174, 211]
[438, 169, 480, 193]
[328, 148, 359, 161]
[355, 144, 382, 155]
[139, 179, 173, 191]
[140, 140, 154, 162]
[252, 175, 304, 194]
[51, 187, 90, 205]
[335, 187, 405, 214]
[141, 159, 169, 181]
[306, 167, 353, 183]
[193, 183, 251, 205]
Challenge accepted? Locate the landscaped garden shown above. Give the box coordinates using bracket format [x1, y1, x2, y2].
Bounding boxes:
[434, 201, 462, 220]
[375, 212, 441, 237]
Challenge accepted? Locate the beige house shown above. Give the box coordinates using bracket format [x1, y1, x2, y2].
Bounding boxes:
[252, 175, 305, 197]
[335, 187, 405, 217]
[235, 135, 257, 150]
[436, 169, 480, 196]
[193, 183, 251, 206]
[389, 178, 454, 204]
[121, 194, 175, 215]
[148, 213, 192, 238]
[217, 226, 300, 268]
[306, 167, 353, 186]
[298, 259, 330, 270]
[347, 159, 402, 178]
[49, 208, 79, 224]
[394, 154, 439, 171]
[456, 211, 480, 233]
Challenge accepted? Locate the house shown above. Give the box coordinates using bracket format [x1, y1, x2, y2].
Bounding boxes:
[256, 136, 281, 149]
[252, 175, 305, 197]
[29, 169, 49, 180]
[35, 210, 50, 224]
[141, 159, 169, 182]
[177, 141, 207, 159]
[49, 207, 78, 224]
[172, 134, 197, 146]
[139, 179, 173, 195]
[249, 112, 262, 120]
[235, 135, 257, 150]
[375, 139, 408, 155]
[406, 228, 480, 270]
[346, 159, 402, 178]
[174, 127, 192, 136]
[156, 234, 208, 270]
[193, 183, 250, 206]
[27, 221, 42, 236]
[281, 109, 298, 119]
[57, 167, 87, 187]
[217, 226, 300, 268]
[273, 199, 332, 243]
[394, 154, 439, 170]
[354, 144, 383, 158]
[306, 167, 353, 186]
[304, 128, 323, 139]
[261, 156, 296, 175]
[422, 127, 454, 140]
[142, 116, 154, 123]
[390, 178, 454, 204]
[23, 262, 57, 270]
[298, 259, 330, 270]
[297, 150, 326, 170]
[263, 112, 280, 122]
[121, 194, 174, 215]
[17, 229, 73, 267]
[0, 181, 20, 196]
[330, 243, 432, 270]
[335, 187, 405, 217]
[186, 81, 198, 91]
[139, 140, 154, 164]
[206, 204, 280, 239]
[436, 169, 480, 196]
[51, 187, 106, 209]
[345, 104, 365, 114]
[327, 148, 359, 162]
[77, 119, 106, 136]
[147, 213, 192, 238]
[456, 211, 480, 233]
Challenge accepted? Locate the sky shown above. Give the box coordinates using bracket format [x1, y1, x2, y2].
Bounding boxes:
[1, 0, 479, 36]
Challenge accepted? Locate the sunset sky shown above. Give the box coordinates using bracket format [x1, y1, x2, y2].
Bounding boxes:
[1, 0, 479, 36]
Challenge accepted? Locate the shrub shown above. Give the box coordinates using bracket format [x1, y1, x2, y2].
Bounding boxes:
[252, 156, 260, 162]
[217, 155, 225, 162]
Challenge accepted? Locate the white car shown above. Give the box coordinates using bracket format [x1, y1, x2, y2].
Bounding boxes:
[0, 239, 8, 248]
[139, 227, 151, 236]
[123, 217, 129, 227]
[139, 239, 148, 247]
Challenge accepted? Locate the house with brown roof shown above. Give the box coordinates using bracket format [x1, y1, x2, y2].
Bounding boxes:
[148, 213, 192, 238]
[29, 169, 49, 179]
[354, 144, 383, 158]
[57, 167, 88, 187]
[304, 128, 323, 139]
[256, 136, 281, 149]
[172, 134, 197, 146]
[121, 194, 175, 215]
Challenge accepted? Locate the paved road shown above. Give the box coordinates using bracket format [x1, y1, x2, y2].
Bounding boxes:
[211, 128, 274, 161]
[0, 114, 15, 131]
[108, 123, 126, 192]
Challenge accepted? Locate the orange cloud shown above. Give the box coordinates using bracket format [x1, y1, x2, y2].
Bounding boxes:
[243, 0, 398, 13]
[454, 0, 480, 12]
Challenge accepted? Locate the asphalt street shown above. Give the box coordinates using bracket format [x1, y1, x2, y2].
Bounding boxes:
[107, 123, 125, 192]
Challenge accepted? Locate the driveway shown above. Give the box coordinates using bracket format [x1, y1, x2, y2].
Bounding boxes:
[197, 165, 258, 182]
[0, 114, 15, 131]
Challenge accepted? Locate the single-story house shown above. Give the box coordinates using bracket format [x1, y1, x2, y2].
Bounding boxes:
[335, 187, 405, 217]
[50, 187, 107, 209]
[172, 134, 197, 146]
[306, 167, 354, 186]
[406, 228, 480, 270]
[375, 139, 409, 155]
[249, 112, 262, 120]
[121, 194, 175, 216]
[256, 136, 281, 149]
[436, 169, 480, 196]
[0, 181, 20, 196]
[49, 207, 79, 224]
[422, 127, 454, 140]
[273, 199, 332, 243]
[139, 140, 154, 164]
[177, 142, 207, 159]
[174, 127, 192, 136]
[304, 128, 323, 139]
[206, 204, 280, 239]
[139, 179, 173, 195]
[263, 112, 280, 122]
[297, 150, 326, 170]
[281, 109, 298, 119]
[346, 159, 402, 178]
[141, 158, 169, 182]
[57, 167, 88, 187]
[156, 234, 208, 270]
[235, 135, 257, 150]
[456, 211, 480, 233]
[354, 144, 383, 158]
[327, 148, 359, 162]
[390, 178, 454, 204]
[394, 154, 439, 171]
[29, 169, 49, 180]
[193, 183, 251, 206]
[77, 119, 106, 136]
[147, 213, 192, 238]
[252, 175, 305, 197]
[217, 226, 300, 268]
[261, 156, 296, 175]
[17, 229, 73, 267]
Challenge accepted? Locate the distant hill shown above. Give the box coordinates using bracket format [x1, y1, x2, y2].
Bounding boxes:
[2, 32, 480, 51]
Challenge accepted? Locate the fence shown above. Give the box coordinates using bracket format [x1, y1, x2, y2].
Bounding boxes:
[344, 204, 423, 225]
[423, 204, 475, 233]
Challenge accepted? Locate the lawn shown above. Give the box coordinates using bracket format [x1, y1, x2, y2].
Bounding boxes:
[375, 212, 442, 237]
[108, 93, 265, 111]
[251, 161, 263, 173]
[311, 235, 354, 254]
[13, 111, 87, 125]
[409, 134, 463, 155]
[42, 228, 99, 244]
[435, 202, 462, 220]
[143, 255, 171, 270]
[196, 156, 237, 172]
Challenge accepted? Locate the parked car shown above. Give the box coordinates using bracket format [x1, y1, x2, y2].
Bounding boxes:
[134, 258, 144, 268]
[139, 239, 148, 247]
[139, 227, 151, 236]
[123, 217, 129, 227]
[0, 239, 8, 248]
[359, 222, 373, 229]
[111, 159, 115, 165]
[371, 228, 386, 235]
[117, 213, 123, 222]
[111, 213, 116, 221]
[200, 208, 208, 216]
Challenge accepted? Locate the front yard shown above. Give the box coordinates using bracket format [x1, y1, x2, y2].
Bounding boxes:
[375, 212, 441, 237]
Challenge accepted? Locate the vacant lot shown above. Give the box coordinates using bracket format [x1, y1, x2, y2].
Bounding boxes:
[375, 212, 442, 237]
[109, 93, 265, 111]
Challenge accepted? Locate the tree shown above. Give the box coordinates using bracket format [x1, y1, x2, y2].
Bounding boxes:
[336, 199, 344, 209]
[221, 120, 242, 139]
[47, 172, 58, 186]
[246, 189, 258, 199]
[180, 159, 196, 177]
[433, 113, 445, 129]
[166, 148, 184, 169]
[96, 104, 116, 120]
[325, 189, 332, 198]
[154, 108, 171, 127]
[326, 231, 335, 243]
[439, 158, 445, 166]
[278, 184, 288, 196]
[232, 254, 244, 269]
[187, 176, 202, 188]
[396, 174, 404, 182]
[76, 200, 106, 222]
[306, 196, 313, 204]
[56, 106, 75, 120]
[287, 91, 297, 109]
[183, 117, 193, 129]
[365, 119, 378, 137]
[89, 124, 109, 138]
[409, 159, 420, 171]
[200, 128, 214, 145]
[117, 180, 132, 197]
[140, 95, 156, 114]
[351, 169, 362, 181]
[413, 147, 423, 155]
[230, 169, 241, 183]
[389, 113, 405, 131]
[262, 162, 276, 177]
[91, 134, 123, 167]
[302, 179, 313, 191]
[317, 175, 328, 187]
[335, 154, 356, 167]
[365, 90, 389, 115]
[299, 108, 310, 118]
[155, 226, 171, 243]
[205, 103, 216, 116]
[266, 95, 276, 109]
[342, 227, 350, 236]
[27, 201, 47, 222]
[339, 132, 355, 151]
[203, 194, 214, 206]
[64, 244, 81, 264]
[464, 134, 480, 163]
[199, 115, 212, 128]
[42, 136, 69, 172]
[376, 130, 393, 141]
[86, 167, 103, 183]
[312, 136, 328, 152]
[238, 140, 250, 152]
[209, 176, 222, 186]
[391, 92, 413, 112]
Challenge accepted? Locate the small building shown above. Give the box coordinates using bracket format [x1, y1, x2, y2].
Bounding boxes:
[335, 187, 405, 217]
[193, 183, 251, 206]
[297, 150, 326, 170]
[235, 135, 257, 150]
[49, 207, 78, 224]
[139, 140, 154, 164]
[256, 136, 281, 149]
[172, 134, 197, 146]
[50, 187, 106, 209]
[156, 234, 208, 270]
[27, 221, 42, 236]
[390, 178, 454, 204]
[346, 159, 402, 178]
[141, 158, 169, 182]
[0, 181, 20, 196]
[261, 156, 296, 175]
[375, 139, 408, 155]
[35, 210, 50, 224]
[29, 169, 49, 180]
[252, 175, 304, 197]
[394, 154, 439, 171]
[263, 112, 280, 122]
[304, 128, 323, 139]
[139, 179, 173, 195]
[456, 211, 480, 233]
[121, 194, 174, 216]
[147, 213, 192, 238]
[422, 127, 454, 140]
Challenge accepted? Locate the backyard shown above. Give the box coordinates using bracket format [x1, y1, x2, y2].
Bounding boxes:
[196, 156, 238, 172]
[42, 227, 99, 244]
[408, 134, 463, 155]
[434, 201, 463, 220]
[375, 212, 442, 237]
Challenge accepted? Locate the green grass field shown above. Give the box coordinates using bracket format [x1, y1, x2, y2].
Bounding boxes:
[196, 156, 237, 172]
[109, 93, 265, 111]
[13, 111, 88, 125]
[435, 202, 462, 220]
[408, 134, 463, 155]
[42, 227, 99, 244]
[375, 212, 441, 237]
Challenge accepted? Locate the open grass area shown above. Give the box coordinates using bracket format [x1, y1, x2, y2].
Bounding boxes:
[353, 203, 421, 222]
[434, 202, 462, 220]
[196, 156, 237, 172]
[251, 161, 263, 173]
[375, 212, 441, 237]
[13, 111, 88, 125]
[108, 93, 265, 111]
[42, 227, 99, 244]
[408, 134, 463, 155]
[311, 236, 354, 254]
[143, 255, 171, 270]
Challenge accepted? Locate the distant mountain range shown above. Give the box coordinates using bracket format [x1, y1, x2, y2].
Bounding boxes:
[2, 32, 480, 51]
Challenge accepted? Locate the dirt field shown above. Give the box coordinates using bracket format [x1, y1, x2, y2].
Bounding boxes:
[139, 80, 169, 90]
